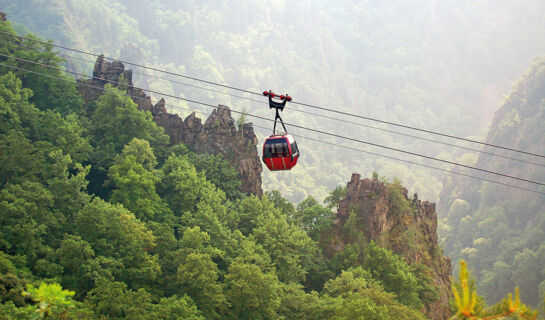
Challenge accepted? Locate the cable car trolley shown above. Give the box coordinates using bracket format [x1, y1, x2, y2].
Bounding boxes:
[262, 90, 299, 171]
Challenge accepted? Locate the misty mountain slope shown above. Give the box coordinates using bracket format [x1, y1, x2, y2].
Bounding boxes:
[439, 58, 545, 306]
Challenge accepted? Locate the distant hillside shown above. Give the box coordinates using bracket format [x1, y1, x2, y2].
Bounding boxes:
[439, 58, 545, 306]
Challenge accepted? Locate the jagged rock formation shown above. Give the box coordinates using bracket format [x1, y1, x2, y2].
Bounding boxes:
[323, 173, 452, 320]
[78, 56, 263, 196]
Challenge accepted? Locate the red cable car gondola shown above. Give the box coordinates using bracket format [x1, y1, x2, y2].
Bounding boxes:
[262, 90, 300, 171]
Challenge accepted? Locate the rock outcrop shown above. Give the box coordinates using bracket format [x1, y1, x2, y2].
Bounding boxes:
[323, 173, 451, 320]
[78, 56, 262, 196]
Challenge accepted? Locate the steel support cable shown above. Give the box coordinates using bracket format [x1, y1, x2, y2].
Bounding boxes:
[2, 59, 545, 188]
[0, 30, 259, 95]
[0, 37, 267, 105]
[161, 105, 545, 196]
[2, 61, 544, 195]
[286, 108, 545, 167]
[289, 99, 545, 159]
[262, 130, 545, 196]
[2, 31, 544, 160]
[0, 42, 542, 169]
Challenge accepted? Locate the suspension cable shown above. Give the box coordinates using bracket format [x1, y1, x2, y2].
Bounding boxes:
[3, 61, 544, 195]
[2, 58, 545, 188]
[160, 104, 545, 196]
[0, 39, 543, 168]
[2, 30, 545, 159]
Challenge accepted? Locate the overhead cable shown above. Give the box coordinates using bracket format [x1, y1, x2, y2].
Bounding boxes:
[2, 30, 545, 159]
[2, 58, 545, 188]
[1, 44, 544, 168]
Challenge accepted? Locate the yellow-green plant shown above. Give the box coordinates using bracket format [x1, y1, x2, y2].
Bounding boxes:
[451, 260, 538, 320]
[452, 260, 480, 318]
[25, 282, 75, 319]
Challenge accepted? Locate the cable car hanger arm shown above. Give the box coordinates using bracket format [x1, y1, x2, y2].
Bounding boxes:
[263, 90, 291, 135]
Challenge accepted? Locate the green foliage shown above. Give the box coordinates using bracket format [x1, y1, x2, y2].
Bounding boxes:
[0, 20, 84, 117]
[0, 181, 52, 264]
[386, 178, 410, 215]
[84, 280, 204, 319]
[323, 268, 427, 320]
[177, 253, 227, 318]
[158, 154, 211, 215]
[224, 259, 280, 320]
[264, 190, 296, 218]
[235, 108, 246, 131]
[88, 84, 168, 197]
[25, 282, 75, 319]
[74, 199, 160, 289]
[0, 252, 30, 307]
[294, 196, 336, 240]
[90, 85, 169, 169]
[329, 294, 389, 320]
[234, 195, 275, 236]
[413, 263, 441, 306]
[330, 241, 366, 273]
[0, 301, 35, 319]
[187, 152, 243, 200]
[363, 242, 423, 309]
[53, 236, 95, 297]
[0, 72, 91, 187]
[108, 138, 171, 221]
[324, 185, 347, 210]
[252, 199, 318, 283]
[147, 295, 204, 320]
[276, 283, 325, 320]
[84, 281, 153, 319]
[180, 184, 231, 251]
[323, 267, 373, 297]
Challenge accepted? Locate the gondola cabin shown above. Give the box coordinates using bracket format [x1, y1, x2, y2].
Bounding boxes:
[263, 133, 299, 171]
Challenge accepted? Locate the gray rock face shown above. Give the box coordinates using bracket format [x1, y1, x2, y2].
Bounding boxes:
[78, 56, 263, 196]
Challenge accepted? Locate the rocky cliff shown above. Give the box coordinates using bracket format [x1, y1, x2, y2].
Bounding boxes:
[438, 58, 545, 305]
[323, 173, 452, 320]
[78, 56, 263, 196]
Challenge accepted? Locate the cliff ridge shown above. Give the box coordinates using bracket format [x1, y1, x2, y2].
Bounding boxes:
[78, 56, 263, 196]
[323, 173, 452, 320]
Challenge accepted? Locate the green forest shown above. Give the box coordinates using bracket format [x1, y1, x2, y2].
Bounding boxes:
[1, 1, 545, 319]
